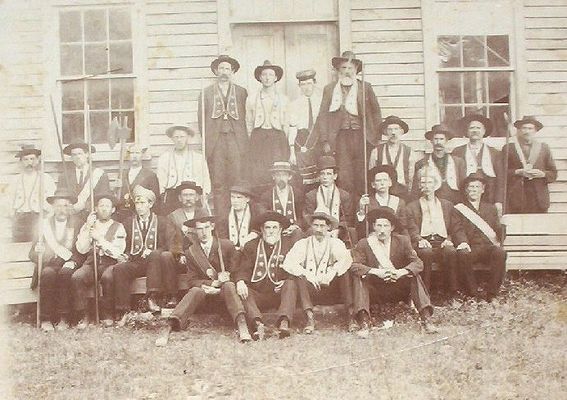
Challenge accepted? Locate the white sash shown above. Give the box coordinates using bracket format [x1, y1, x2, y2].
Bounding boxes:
[367, 235, 395, 271]
[228, 205, 251, 247]
[77, 168, 104, 205]
[316, 185, 341, 221]
[329, 80, 358, 115]
[272, 186, 297, 224]
[381, 145, 406, 185]
[465, 143, 496, 177]
[513, 138, 542, 169]
[426, 155, 458, 190]
[43, 219, 73, 261]
[454, 203, 500, 246]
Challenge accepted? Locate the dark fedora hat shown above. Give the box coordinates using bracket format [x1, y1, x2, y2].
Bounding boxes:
[317, 155, 338, 171]
[379, 115, 409, 134]
[513, 115, 543, 131]
[176, 181, 203, 195]
[210, 54, 240, 75]
[230, 182, 255, 199]
[165, 125, 196, 138]
[94, 192, 117, 207]
[366, 206, 399, 229]
[368, 164, 397, 183]
[254, 60, 284, 82]
[307, 209, 339, 230]
[63, 140, 96, 156]
[331, 51, 362, 73]
[183, 214, 216, 228]
[253, 211, 291, 231]
[15, 144, 41, 159]
[460, 114, 493, 137]
[461, 173, 487, 191]
[47, 188, 77, 205]
[424, 124, 454, 141]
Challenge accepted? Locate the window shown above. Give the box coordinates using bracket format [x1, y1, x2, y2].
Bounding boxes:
[437, 35, 512, 136]
[58, 7, 135, 145]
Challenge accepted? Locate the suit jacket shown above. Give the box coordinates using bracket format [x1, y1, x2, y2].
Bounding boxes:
[215, 202, 266, 240]
[411, 154, 466, 204]
[452, 144, 504, 203]
[406, 197, 466, 248]
[304, 185, 354, 227]
[501, 141, 557, 212]
[356, 194, 409, 238]
[350, 233, 423, 277]
[123, 213, 174, 256]
[260, 185, 304, 228]
[167, 207, 209, 254]
[184, 238, 238, 288]
[454, 201, 503, 247]
[57, 164, 111, 201]
[312, 80, 382, 151]
[198, 82, 249, 159]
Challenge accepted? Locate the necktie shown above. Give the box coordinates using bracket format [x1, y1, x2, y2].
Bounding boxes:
[78, 170, 84, 187]
[308, 97, 313, 131]
[142, 220, 147, 232]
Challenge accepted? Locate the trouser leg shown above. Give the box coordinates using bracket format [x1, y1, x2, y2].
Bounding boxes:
[12, 212, 39, 242]
[417, 247, 434, 291]
[39, 266, 58, 322]
[99, 264, 115, 318]
[458, 249, 478, 296]
[169, 287, 207, 330]
[277, 279, 297, 322]
[145, 251, 163, 296]
[487, 246, 507, 296]
[409, 275, 433, 319]
[242, 288, 264, 322]
[441, 245, 458, 294]
[158, 251, 181, 297]
[210, 132, 241, 215]
[113, 261, 146, 312]
[57, 266, 75, 320]
[294, 276, 314, 312]
[352, 274, 371, 316]
[71, 263, 95, 314]
[337, 272, 353, 316]
[220, 281, 246, 322]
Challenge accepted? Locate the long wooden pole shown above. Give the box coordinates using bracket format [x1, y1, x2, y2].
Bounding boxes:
[86, 104, 100, 324]
[36, 135, 46, 328]
[200, 78, 208, 211]
[503, 112, 512, 216]
[361, 63, 369, 237]
[49, 95, 71, 191]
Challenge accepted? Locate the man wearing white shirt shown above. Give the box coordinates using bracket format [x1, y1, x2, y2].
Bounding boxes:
[282, 210, 353, 334]
[72, 193, 126, 328]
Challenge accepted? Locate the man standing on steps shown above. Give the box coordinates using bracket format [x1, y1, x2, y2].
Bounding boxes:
[198, 55, 249, 215]
[168, 215, 252, 343]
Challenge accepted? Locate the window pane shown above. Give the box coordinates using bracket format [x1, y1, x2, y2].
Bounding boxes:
[85, 43, 108, 75]
[62, 81, 84, 111]
[440, 106, 463, 134]
[84, 9, 107, 42]
[439, 73, 462, 104]
[489, 105, 511, 137]
[62, 113, 84, 143]
[109, 8, 132, 40]
[438, 36, 461, 68]
[59, 11, 81, 43]
[463, 72, 487, 104]
[87, 80, 109, 110]
[464, 106, 487, 118]
[111, 111, 135, 142]
[109, 42, 133, 74]
[89, 111, 110, 144]
[111, 78, 134, 109]
[487, 35, 510, 67]
[463, 36, 486, 68]
[60, 44, 83, 76]
[488, 72, 510, 103]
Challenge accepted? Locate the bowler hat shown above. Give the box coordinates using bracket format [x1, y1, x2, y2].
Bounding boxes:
[253, 211, 291, 231]
[176, 181, 203, 195]
[16, 144, 41, 159]
[210, 55, 240, 75]
[424, 124, 454, 141]
[379, 115, 409, 134]
[47, 188, 77, 205]
[184, 215, 216, 228]
[513, 116, 543, 131]
[254, 60, 283, 83]
[366, 206, 399, 229]
[460, 114, 493, 137]
[63, 140, 96, 156]
[331, 51, 362, 73]
[317, 156, 338, 171]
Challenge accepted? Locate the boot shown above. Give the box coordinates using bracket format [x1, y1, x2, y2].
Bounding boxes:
[40, 321, 54, 332]
[165, 296, 178, 309]
[356, 310, 371, 339]
[304, 309, 315, 334]
[236, 314, 252, 343]
[253, 319, 266, 341]
[278, 317, 291, 339]
[147, 295, 161, 314]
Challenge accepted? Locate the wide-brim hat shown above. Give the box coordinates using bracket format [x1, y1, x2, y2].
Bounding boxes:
[513, 116, 543, 131]
[460, 114, 493, 137]
[184, 215, 216, 228]
[254, 60, 284, 82]
[63, 141, 96, 156]
[47, 189, 77, 205]
[253, 211, 291, 231]
[307, 210, 339, 230]
[16, 144, 41, 159]
[424, 124, 454, 141]
[317, 155, 338, 171]
[331, 51, 362, 73]
[230, 183, 255, 199]
[165, 125, 196, 138]
[127, 143, 148, 153]
[270, 161, 293, 173]
[210, 55, 240, 75]
[368, 164, 397, 183]
[94, 192, 117, 207]
[461, 173, 488, 191]
[176, 181, 203, 195]
[379, 115, 409, 134]
[366, 206, 399, 229]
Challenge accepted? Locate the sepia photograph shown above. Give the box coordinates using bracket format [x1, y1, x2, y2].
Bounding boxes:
[0, 0, 565, 399]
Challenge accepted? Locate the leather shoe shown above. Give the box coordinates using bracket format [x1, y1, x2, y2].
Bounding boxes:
[253, 321, 266, 341]
[147, 297, 161, 314]
[278, 318, 291, 339]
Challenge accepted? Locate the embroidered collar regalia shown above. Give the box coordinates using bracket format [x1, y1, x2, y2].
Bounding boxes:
[251, 240, 284, 285]
[211, 83, 239, 120]
[273, 187, 296, 224]
[131, 213, 158, 256]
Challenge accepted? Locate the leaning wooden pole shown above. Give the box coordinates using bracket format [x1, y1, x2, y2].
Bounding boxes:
[86, 104, 100, 324]
[361, 62, 369, 237]
[200, 77, 208, 211]
[502, 112, 512, 216]
[49, 95, 72, 190]
[36, 134, 46, 328]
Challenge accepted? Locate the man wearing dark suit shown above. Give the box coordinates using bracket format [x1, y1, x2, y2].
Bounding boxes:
[452, 114, 504, 215]
[168, 215, 252, 342]
[501, 116, 557, 213]
[350, 207, 437, 337]
[199, 55, 249, 214]
[312, 51, 382, 196]
[454, 174, 506, 301]
[406, 167, 468, 295]
[412, 125, 466, 204]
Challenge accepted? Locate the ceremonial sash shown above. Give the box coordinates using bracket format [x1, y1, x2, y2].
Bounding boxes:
[211, 83, 239, 120]
[317, 185, 341, 221]
[454, 203, 500, 246]
[251, 240, 283, 285]
[301, 237, 338, 285]
[367, 235, 395, 271]
[98, 220, 122, 258]
[513, 139, 542, 170]
[272, 186, 297, 224]
[228, 205, 251, 248]
[382, 144, 408, 185]
[464, 143, 496, 177]
[426, 155, 458, 190]
[188, 242, 218, 280]
[130, 214, 158, 256]
[42, 218, 74, 261]
[329, 80, 358, 115]
[76, 168, 104, 206]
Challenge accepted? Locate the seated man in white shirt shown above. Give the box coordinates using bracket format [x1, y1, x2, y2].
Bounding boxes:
[282, 209, 353, 334]
[72, 193, 127, 328]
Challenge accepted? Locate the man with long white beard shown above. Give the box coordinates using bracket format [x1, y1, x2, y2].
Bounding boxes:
[233, 211, 298, 340]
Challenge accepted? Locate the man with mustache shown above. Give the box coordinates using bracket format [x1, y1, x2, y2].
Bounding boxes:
[412, 124, 466, 204]
[311, 51, 382, 196]
[10, 144, 56, 242]
[198, 55, 249, 214]
[501, 116, 557, 213]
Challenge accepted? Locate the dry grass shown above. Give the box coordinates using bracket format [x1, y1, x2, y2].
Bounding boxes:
[2, 274, 566, 400]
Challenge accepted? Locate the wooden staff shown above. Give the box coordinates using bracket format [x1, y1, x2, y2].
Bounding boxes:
[49, 95, 71, 190]
[503, 112, 512, 216]
[86, 104, 100, 324]
[36, 134, 46, 328]
[200, 77, 209, 211]
[361, 62, 370, 237]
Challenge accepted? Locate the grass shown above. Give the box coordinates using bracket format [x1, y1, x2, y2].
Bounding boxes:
[2, 273, 566, 400]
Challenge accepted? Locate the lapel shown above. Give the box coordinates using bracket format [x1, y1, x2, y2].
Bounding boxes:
[188, 241, 216, 278]
[208, 237, 219, 262]
[389, 235, 402, 268]
[440, 199, 452, 227]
